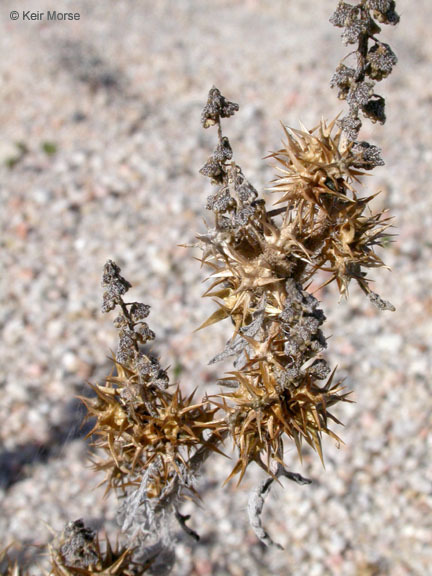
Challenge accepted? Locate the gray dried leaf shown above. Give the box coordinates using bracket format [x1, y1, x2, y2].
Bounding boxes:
[247, 465, 311, 549]
[367, 0, 400, 24]
[338, 113, 362, 141]
[351, 141, 385, 169]
[347, 80, 375, 109]
[368, 291, 395, 311]
[209, 304, 265, 365]
[362, 94, 386, 123]
[201, 86, 239, 128]
[367, 42, 398, 80]
[329, 2, 359, 28]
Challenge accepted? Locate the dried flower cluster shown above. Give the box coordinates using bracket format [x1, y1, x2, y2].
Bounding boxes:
[330, 0, 399, 160]
[268, 122, 394, 306]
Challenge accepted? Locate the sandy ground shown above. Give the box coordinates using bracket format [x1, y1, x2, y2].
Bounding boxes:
[1, 1, 431, 574]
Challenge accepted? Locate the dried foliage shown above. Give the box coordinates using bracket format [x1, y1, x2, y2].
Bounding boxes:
[192, 32, 397, 536]
[330, 0, 399, 153]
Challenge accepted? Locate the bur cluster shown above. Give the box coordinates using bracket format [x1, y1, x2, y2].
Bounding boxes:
[77, 260, 229, 573]
[194, 64, 398, 538]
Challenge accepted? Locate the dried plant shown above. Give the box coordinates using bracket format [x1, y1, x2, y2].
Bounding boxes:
[83, 261, 221, 500]
[77, 0, 399, 565]
[6, 1, 400, 574]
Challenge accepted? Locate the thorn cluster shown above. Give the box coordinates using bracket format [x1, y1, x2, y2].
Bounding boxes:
[268, 121, 395, 300]
[83, 261, 221, 500]
[198, 88, 353, 485]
